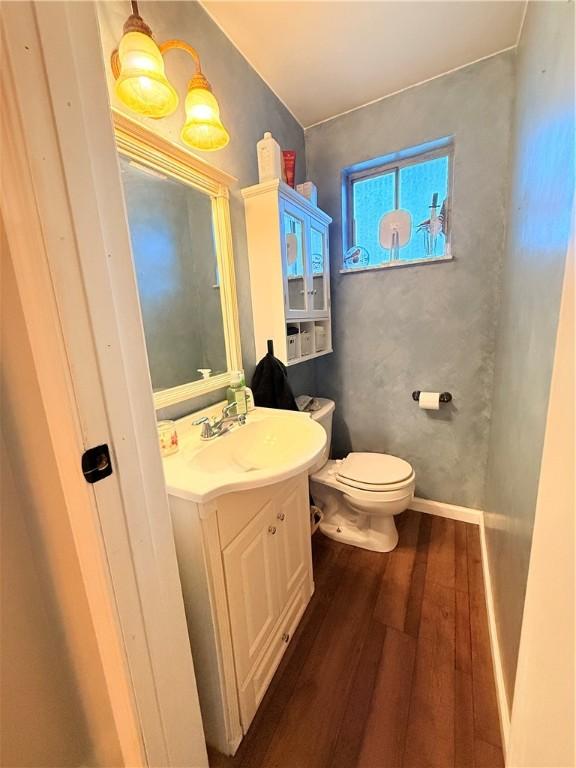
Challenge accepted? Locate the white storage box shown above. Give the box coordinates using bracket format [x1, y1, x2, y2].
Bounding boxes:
[315, 325, 327, 351]
[296, 182, 318, 206]
[300, 329, 313, 356]
[287, 330, 300, 360]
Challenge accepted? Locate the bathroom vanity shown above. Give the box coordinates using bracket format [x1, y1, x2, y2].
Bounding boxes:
[164, 406, 326, 755]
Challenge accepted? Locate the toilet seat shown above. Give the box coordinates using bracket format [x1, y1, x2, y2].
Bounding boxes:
[336, 452, 414, 492]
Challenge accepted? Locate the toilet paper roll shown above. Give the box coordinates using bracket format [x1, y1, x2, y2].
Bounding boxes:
[419, 392, 440, 410]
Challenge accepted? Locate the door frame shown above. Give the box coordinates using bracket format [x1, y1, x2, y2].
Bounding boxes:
[1, 3, 207, 766]
[507, 224, 575, 767]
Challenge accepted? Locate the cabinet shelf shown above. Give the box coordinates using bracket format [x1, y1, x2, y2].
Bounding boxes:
[242, 179, 333, 366]
[286, 348, 333, 367]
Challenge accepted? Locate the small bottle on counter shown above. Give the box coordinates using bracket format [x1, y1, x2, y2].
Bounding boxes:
[227, 370, 248, 415]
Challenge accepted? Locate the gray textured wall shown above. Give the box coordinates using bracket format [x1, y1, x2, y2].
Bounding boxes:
[97, 1, 314, 419]
[484, 1, 575, 709]
[305, 52, 514, 508]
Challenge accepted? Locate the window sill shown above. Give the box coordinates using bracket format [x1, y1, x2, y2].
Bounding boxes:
[340, 254, 453, 275]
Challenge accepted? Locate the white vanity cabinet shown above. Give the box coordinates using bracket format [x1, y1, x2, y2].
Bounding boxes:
[242, 179, 332, 366]
[168, 473, 313, 755]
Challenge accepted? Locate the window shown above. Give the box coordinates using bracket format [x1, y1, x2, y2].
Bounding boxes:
[342, 142, 453, 271]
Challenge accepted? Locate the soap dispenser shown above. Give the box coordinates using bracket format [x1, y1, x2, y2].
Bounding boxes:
[226, 371, 248, 415]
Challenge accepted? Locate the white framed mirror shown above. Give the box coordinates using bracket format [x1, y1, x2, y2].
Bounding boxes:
[114, 111, 242, 409]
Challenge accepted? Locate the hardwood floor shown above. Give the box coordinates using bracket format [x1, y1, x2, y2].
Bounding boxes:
[208, 511, 504, 768]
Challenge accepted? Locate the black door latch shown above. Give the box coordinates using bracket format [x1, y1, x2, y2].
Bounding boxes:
[82, 444, 113, 484]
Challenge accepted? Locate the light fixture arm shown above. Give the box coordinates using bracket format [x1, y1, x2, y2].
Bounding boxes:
[159, 40, 201, 73]
[159, 40, 211, 91]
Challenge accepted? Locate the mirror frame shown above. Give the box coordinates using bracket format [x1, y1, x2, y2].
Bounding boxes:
[113, 111, 242, 409]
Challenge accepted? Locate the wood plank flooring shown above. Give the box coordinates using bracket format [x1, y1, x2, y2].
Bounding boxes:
[208, 511, 504, 768]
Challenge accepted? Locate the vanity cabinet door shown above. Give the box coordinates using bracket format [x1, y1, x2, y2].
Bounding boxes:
[275, 478, 312, 608]
[222, 500, 281, 686]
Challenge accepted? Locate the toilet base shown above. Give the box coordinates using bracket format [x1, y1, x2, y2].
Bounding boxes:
[319, 509, 399, 553]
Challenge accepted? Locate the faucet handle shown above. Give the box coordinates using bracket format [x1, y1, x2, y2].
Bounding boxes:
[200, 422, 214, 439]
[192, 416, 215, 439]
[222, 402, 237, 417]
[194, 420, 217, 440]
[237, 414, 247, 426]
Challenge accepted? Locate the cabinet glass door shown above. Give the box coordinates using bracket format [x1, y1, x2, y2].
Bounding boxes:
[282, 203, 307, 314]
[309, 221, 328, 313]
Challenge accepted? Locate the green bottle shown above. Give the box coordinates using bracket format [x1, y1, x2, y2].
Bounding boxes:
[226, 370, 247, 415]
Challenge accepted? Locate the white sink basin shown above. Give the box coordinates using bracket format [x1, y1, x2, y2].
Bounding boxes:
[163, 406, 326, 503]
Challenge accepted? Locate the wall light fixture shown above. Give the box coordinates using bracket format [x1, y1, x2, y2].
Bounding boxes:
[111, 1, 230, 151]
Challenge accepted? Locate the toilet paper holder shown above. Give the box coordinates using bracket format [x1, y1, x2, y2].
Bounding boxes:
[412, 391, 452, 403]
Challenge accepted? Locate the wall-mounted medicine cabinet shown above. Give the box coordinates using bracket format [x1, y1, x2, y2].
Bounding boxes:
[242, 179, 332, 366]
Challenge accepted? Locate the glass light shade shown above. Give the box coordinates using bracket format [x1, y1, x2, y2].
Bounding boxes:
[181, 86, 230, 151]
[115, 31, 178, 118]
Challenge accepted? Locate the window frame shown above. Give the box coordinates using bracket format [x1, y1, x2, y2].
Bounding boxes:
[342, 142, 454, 273]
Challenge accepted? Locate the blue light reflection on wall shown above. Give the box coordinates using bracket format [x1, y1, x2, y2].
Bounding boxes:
[516, 108, 575, 256]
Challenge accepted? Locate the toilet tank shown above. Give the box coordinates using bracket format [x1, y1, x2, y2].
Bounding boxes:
[308, 398, 335, 473]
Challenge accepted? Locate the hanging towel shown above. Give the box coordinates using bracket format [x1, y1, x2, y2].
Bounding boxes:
[251, 352, 299, 411]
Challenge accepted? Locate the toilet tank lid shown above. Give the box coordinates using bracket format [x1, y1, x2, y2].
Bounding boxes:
[306, 398, 335, 421]
[338, 452, 413, 485]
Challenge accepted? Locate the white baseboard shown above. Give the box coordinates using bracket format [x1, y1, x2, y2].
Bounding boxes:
[479, 516, 511, 761]
[411, 496, 482, 525]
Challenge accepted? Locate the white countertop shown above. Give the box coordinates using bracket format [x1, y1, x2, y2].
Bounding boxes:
[162, 403, 326, 504]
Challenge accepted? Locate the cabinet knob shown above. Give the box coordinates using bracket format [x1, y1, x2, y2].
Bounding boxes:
[268, 526, 277, 535]
[282, 632, 290, 643]
[277, 513, 285, 521]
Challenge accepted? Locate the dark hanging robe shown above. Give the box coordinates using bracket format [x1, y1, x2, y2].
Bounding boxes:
[250, 352, 299, 411]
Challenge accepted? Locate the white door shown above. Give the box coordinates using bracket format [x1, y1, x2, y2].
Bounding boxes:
[2, 4, 208, 765]
[223, 501, 281, 686]
[276, 478, 312, 607]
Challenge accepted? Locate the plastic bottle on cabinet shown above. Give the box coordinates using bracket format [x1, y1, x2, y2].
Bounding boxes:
[257, 132, 282, 182]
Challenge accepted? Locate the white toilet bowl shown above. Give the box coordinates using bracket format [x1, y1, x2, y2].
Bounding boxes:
[310, 454, 415, 552]
[304, 399, 415, 553]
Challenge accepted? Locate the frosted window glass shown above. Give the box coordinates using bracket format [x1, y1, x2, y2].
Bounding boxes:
[399, 156, 449, 260]
[345, 147, 451, 270]
[352, 171, 395, 267]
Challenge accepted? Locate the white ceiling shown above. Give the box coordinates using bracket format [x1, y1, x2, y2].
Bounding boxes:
[201, 1, 525, 128]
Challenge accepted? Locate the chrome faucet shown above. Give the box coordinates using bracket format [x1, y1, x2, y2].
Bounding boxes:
[193, 402, 247, 440]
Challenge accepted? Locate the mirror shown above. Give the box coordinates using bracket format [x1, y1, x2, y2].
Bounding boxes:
[114, 112, 242, 409]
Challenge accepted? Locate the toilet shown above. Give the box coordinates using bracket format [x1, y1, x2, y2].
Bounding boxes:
[307, 398, 415, 552]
